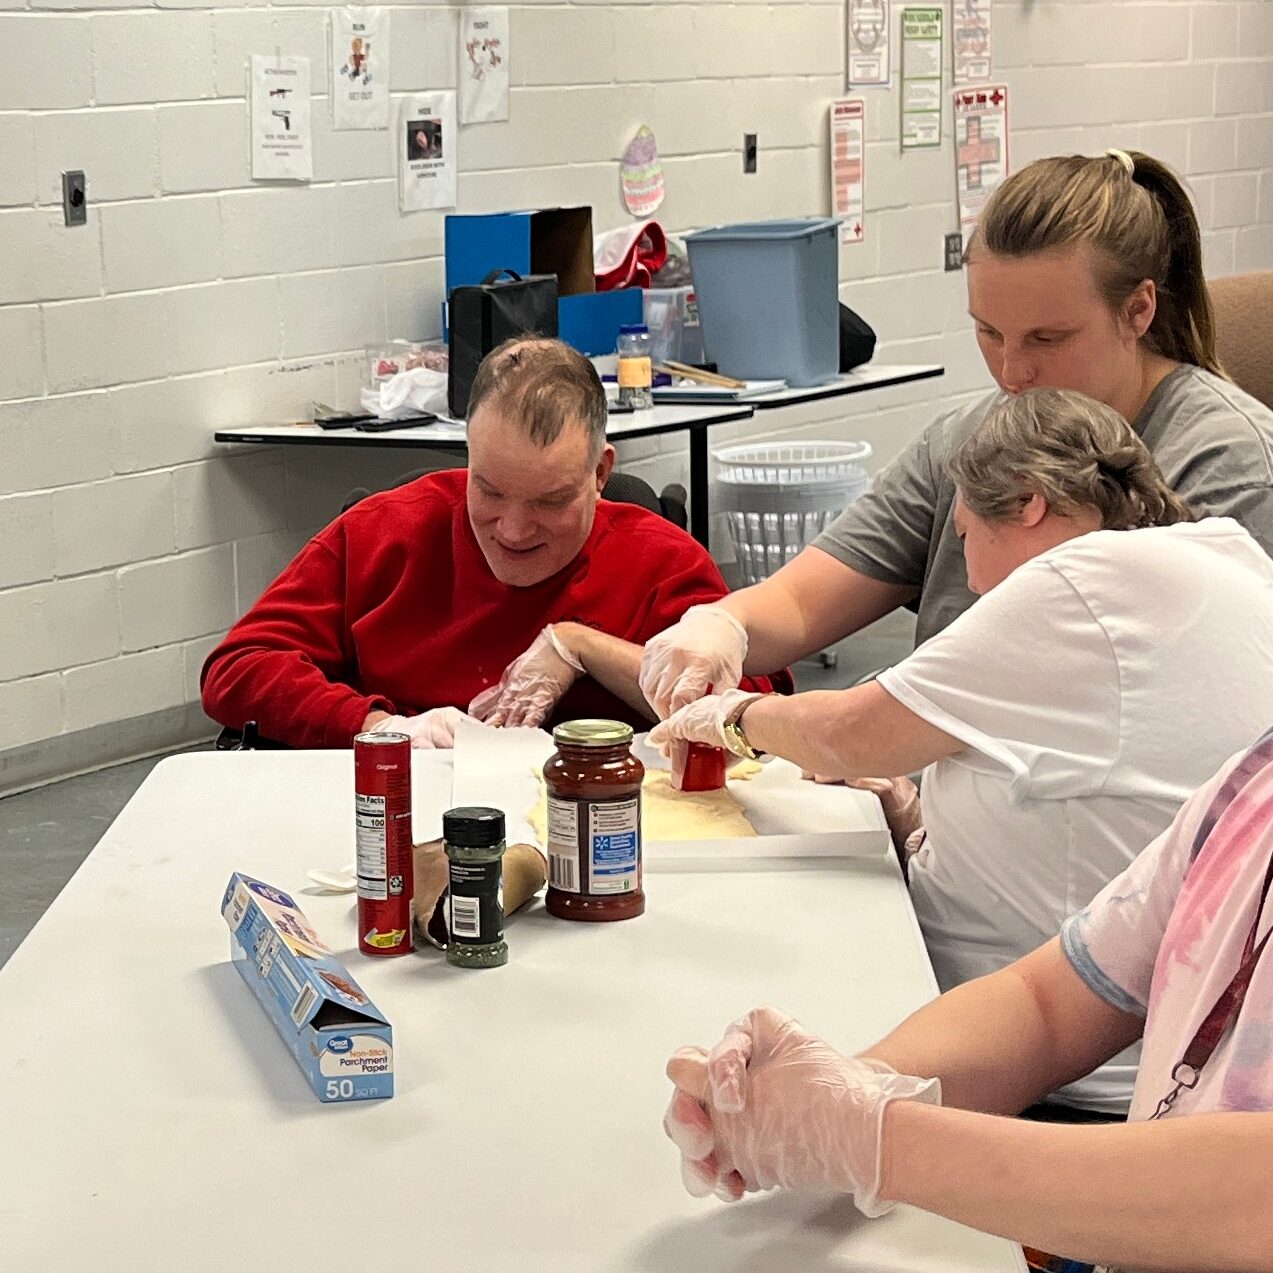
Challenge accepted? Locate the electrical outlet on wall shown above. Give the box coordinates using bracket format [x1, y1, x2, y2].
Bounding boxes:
[743, 134, 758, 174]
[944, 232, 964, 271]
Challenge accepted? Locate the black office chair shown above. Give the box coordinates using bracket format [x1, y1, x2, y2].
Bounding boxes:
[215, 471, 689, 750]
[214, 720, 287, 751]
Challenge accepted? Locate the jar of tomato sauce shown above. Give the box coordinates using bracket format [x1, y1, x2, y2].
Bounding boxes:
[544, 719, 645, 922]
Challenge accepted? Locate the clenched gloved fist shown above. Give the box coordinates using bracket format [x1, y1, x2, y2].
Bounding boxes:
[662, 1006, 940, 1215]
[639, 606, 749, 719]
[467, 626, 585, 730]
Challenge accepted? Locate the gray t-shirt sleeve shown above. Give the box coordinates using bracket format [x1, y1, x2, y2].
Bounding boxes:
[814, 392, 997, 588]
[813, 429, 940, 586]
[1139, 367, 1273, 553]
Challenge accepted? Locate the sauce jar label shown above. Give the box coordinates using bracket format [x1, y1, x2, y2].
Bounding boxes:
[547, 797, 581, 893]
[587, 797, 640, 895]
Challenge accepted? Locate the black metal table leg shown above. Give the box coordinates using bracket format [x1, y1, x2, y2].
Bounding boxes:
[689, 424, 710, 546]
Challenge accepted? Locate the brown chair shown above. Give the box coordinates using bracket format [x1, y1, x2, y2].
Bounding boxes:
[1207, 271, 1273, 409]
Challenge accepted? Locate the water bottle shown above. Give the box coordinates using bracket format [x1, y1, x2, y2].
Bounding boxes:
[616, 324, 654, 410]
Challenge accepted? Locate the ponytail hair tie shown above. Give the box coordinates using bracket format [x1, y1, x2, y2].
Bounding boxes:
[1105, 148, 1135, 176]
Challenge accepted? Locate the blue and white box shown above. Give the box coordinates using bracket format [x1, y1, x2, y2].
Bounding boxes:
[221, 872, 394, 1102]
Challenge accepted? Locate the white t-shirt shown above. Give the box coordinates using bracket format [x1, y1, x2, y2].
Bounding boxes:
[877, 519, 1273, 1113]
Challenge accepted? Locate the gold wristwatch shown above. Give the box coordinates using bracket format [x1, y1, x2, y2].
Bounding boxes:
[721, 694, 764, 759]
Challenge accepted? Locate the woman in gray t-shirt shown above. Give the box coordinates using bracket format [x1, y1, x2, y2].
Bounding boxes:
[639, 148, 1273, 715]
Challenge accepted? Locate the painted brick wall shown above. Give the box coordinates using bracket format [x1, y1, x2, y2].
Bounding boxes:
[2, 0, 1272, 775]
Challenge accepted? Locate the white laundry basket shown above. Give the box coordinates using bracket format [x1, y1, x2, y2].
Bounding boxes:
[714, 441, 873, 586]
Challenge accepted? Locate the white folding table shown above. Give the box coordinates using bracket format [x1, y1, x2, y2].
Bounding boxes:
[0, 751, 1025, 1273]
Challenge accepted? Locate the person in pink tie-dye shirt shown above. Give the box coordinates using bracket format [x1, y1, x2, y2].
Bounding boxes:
[660, 729, 1273, 1273]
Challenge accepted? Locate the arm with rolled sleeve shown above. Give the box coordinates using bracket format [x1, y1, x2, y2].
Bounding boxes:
[200, 532, 393, 749]
[1059, 757, 1227, 1017]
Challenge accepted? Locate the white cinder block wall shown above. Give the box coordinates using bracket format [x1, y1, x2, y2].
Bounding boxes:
[2, 1, 1272, 787]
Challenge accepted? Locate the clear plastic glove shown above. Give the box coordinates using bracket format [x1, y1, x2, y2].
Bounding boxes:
[663, 1006, 940, 1215]
[371, 706, 472, 749]
[647, 688, 760, 784]
[801, 773, 921, 852]
[639, 606, 749, 719]
[467, 627, 585, 729]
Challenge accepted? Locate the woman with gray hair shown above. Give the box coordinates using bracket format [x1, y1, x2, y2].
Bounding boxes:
[650, 386, 1273, 1118]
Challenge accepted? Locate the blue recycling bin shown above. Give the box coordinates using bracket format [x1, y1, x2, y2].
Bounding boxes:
[685, 218, 840, 386]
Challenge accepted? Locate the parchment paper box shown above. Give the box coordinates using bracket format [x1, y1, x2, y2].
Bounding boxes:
[221, 872, 393, 1102]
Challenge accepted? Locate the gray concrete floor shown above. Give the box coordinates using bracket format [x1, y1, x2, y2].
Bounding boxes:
[0, 746, 212, 968]
[0, 618, 912, 971]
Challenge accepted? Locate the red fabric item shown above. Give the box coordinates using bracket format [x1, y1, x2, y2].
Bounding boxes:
[201, 469, 791, 749]
[595, 221, 668, 292]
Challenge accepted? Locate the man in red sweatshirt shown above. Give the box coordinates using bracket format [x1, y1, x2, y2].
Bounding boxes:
[201, 337, 788, 749]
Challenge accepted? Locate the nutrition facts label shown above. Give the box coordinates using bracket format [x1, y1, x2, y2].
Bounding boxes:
[547, 797, 581, 893]
[355, 792, 388, 900]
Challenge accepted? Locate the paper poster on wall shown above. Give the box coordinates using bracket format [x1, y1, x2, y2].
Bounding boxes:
[620, 125, 665, 217]
[459, 7, 510, 124]
[954, 85, 1009, 232]
[830, 99, 866, 244]
[900, 6, 943, 150]
[399, 92, 457, 211]
[952, 0, 992, 85]
[331, 8, 390, 130]
[251, 55, 313, 181]
[847, 0, 890, 87]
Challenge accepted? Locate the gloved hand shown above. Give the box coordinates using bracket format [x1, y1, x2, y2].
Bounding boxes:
[371, 706, 472, 749]
[647, 689, 761, 785]
[663, 1006, 940, 1214]
[801, 773, 922, 852]
[467, 627, 585, 729]
[639, 606, 749, 719]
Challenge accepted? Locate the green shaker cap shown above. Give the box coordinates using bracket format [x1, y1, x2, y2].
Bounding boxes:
[443, 806, 506, 847]
[552, 719, 634, 748]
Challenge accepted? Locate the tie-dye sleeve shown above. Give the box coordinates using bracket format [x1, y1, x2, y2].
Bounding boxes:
[1060, 756, 1242, 1015]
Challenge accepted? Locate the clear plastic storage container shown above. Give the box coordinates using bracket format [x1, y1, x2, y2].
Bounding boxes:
[643, 286, 704, 367]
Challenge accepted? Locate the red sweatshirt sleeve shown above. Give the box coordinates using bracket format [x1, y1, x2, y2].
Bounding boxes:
[627, 531, 795, 697]
[200, 532, 394, 749]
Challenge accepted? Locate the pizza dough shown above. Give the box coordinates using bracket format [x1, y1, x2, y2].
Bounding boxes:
[528, 762, 762, 843]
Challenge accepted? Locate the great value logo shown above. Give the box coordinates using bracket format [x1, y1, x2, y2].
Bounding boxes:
[325, 1035, 354, 1054]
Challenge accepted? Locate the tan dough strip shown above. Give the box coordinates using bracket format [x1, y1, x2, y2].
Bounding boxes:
[527, 763, 760, 843]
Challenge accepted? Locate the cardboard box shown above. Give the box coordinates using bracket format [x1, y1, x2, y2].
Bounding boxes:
[445, 208, 643, 356]
[221, 873, 393, 1102]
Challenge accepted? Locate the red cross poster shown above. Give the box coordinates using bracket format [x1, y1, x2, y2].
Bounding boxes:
[954, 84, 1008, 231]
[830, 98, 866, 244]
